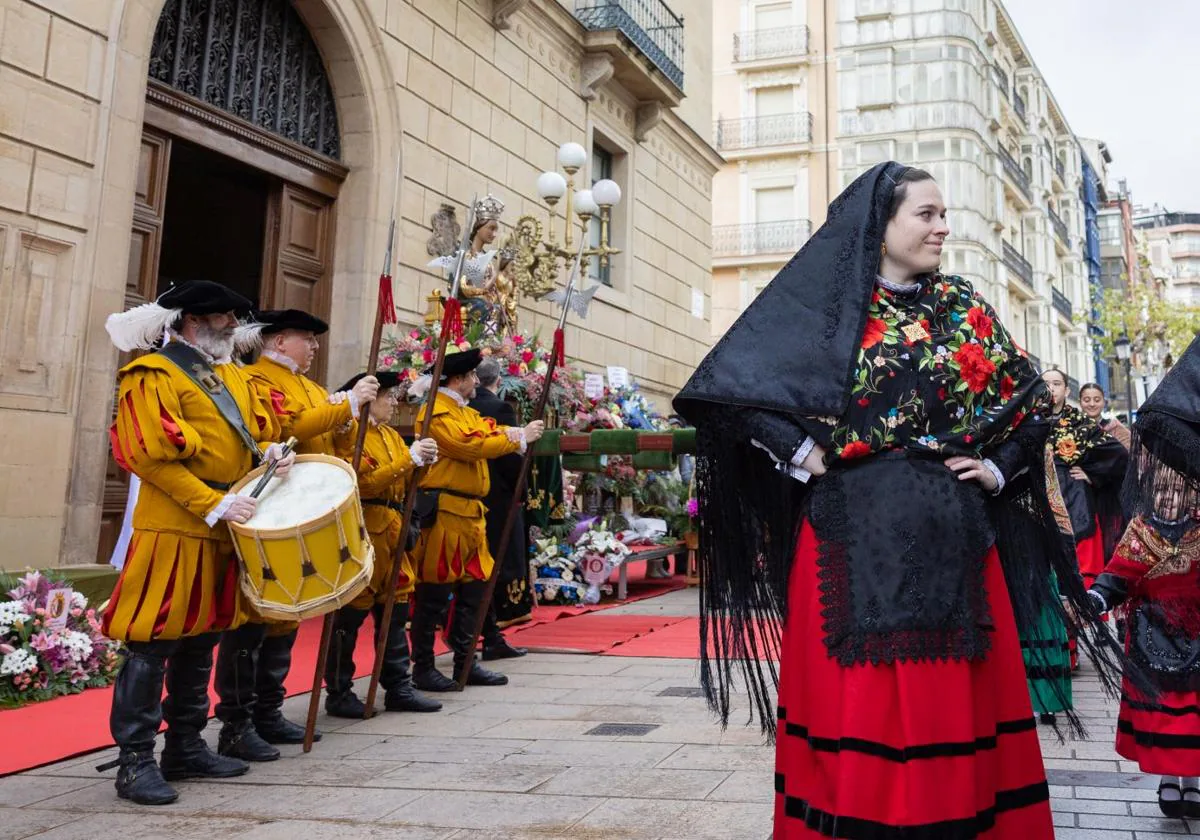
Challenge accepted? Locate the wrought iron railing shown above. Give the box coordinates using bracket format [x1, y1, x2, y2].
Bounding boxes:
[575, 0, 684, 91]
[1013, 90, 1027, 123]
[998, 146, 1032, 201]
[713, 220, 813, 258]
[1052, 287, 1073, 321]
[1002, 241, 1033, 287]
[733, 25, 809, 61]
[993, 63, 1009, 100]
[714, 113, 813, 150]
[1048, 208, 1069, 245]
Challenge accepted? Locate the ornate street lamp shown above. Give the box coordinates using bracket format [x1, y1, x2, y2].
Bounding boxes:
[505, 142, 622, 298]
[1113, 332, 1135, 420]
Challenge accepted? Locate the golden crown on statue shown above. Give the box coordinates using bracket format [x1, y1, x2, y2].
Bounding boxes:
[474, 194, 505, 223]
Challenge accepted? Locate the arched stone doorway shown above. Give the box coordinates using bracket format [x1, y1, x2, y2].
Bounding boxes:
[81, 0, 401, 565]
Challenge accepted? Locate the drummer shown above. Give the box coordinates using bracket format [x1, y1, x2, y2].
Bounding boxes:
[100, 280, 296, 806]
[408, 347, 544, 693]
[213, 309, 381, 761]
[323, 371, 442, 717]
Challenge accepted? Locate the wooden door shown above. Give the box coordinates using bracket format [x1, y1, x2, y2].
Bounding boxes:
[261, 183, 336, 381]
[96, 128, 172, 563]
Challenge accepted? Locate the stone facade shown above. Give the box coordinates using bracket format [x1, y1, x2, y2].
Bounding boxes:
[0, 0, 720, 570]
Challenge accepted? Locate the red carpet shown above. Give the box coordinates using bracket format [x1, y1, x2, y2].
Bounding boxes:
[602, 616, 701, 658]
[0, 561, 686, 776]
[507, 614, 691, 654]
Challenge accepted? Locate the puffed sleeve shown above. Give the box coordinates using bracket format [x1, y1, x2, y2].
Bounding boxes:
[426, 409, 520, 462]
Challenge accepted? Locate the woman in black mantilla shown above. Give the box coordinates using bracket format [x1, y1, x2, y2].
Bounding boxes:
[675, 163, 1123, 838]
[1089, 336, 1200, 818]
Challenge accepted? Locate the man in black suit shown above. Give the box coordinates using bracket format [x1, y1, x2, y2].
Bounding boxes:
[467, 358, 528, 660]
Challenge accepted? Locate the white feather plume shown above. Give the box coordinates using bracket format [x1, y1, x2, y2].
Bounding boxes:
[105, 304, 182, 352]
[407, 374, 434, 401]
[233, 321, 267, 355]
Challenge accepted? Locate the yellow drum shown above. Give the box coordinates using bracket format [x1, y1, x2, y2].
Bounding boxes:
[228, 454, 373, 621]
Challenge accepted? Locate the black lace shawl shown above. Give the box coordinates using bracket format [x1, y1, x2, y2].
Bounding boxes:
[674, 162, 1128, 739]
[1124, 336, 1200, 521]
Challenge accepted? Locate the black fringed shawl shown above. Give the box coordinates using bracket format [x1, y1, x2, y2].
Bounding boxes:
[674, 162, 1129, 740]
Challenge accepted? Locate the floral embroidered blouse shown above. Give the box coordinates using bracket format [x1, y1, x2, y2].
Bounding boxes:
[807, 273, 1043, 465]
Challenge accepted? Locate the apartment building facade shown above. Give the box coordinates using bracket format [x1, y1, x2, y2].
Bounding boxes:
[711, 0, 1096, 390]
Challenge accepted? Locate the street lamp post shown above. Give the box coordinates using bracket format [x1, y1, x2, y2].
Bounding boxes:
[533, 143, 622, 271]
[1114, 333, 1134, 422]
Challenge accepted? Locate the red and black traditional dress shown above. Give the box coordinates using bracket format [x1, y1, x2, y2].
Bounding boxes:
[675, 163, 1122, 839]
[1049, 404, 1128, 587]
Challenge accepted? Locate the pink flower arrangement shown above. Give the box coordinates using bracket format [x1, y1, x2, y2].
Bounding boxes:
[1, 571, 120, 708]
[685, 497, 699, 519]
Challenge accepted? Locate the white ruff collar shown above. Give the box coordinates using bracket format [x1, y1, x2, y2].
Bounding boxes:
[439, 386, 467, 407]
[263, 349, 301, 373]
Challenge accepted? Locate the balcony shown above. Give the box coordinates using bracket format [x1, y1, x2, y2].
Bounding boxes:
[993, 64, 1009, 100]
[733, 25, 809, 63]
[714, 113, 813, 152]
[1055, 157, 1066, 185]
[1048, 208, 1070, 247]
[1002, 241, 1034, 289]
[575, 0, 684, 100]
[1051, 286, 1073, 322]
[855, 0, 894, 19]
[1013, 90, 1027, 124]
[714, 220, 812, 259]
[998, 146, 1032, 203]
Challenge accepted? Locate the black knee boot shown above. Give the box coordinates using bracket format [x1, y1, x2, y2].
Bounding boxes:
[252, 628, 315, 743]
[214, 623, 279, 762]
[160, 632, 249, 781]
[411, 584, 455, 692]
[451, 581, 508, 687]
[98, 641, 178, 805]
[481, 600, 527, 661]
[323, 606, 369, 718]
[376, 600, 442, 713]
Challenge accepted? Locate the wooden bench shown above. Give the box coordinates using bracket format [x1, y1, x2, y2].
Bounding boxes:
[617, 542, 685, 600]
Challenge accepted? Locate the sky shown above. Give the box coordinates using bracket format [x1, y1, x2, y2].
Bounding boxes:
[1001, 0, 1199, 212]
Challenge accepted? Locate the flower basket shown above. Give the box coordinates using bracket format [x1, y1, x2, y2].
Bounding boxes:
[1, 571, 121, 708]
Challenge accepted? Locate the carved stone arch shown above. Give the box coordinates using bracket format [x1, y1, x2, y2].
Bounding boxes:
[149, 0, 342, 159]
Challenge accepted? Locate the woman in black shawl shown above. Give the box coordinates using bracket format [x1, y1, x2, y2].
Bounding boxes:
[1089, 337, 1200, 818]
[675, 163, 1122, 838]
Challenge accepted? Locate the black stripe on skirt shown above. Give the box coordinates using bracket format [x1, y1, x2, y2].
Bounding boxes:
[775, 778, 1049, 840]
[1122, 696, 1200, 717]
[776, 709, 1035, 763]
[1118, 718, 1200, 749]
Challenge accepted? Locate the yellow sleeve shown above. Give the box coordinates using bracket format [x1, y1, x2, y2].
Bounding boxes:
[359, 445, 416, 497]
[250, 371, 351, 443]
[248, 376, 283, 445]
[427, 412, 520, 462]
[112, 369, 225, 518]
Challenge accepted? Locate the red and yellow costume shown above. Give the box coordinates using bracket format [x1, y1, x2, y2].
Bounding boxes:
[413, 390, 520, 584]
[104, 350, 280, 643]
[336, 420, 419, 606]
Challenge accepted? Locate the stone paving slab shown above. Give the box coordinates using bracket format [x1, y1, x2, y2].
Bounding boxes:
[4, 588, 1196, 838]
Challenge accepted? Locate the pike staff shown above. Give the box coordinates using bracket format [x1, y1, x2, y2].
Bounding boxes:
[302, 154, 402, 752]
[362, 195, 478, 716]
[454, 232, 591, 690]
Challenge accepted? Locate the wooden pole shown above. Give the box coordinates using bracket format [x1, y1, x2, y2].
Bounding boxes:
[302, 155, 401, 752]
[453, 236, 588, 689]
[362, 196, 478, 717]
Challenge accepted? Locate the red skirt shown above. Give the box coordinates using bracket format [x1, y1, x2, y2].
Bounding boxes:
[774, 521, 1052, 839]
[1075, 519, 1105, 589]
[1117, 684, 1200, 775]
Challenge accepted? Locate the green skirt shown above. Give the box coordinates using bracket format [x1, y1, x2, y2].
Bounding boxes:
[1019, 580, 1073, 715]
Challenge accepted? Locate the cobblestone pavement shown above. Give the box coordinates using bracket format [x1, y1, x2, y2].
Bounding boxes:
[0, 589, 1194, 838]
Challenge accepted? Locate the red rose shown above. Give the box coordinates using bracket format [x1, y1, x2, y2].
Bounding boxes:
[422, 349, 434, 363]
[508, 363, 521, 375]
[861, 318, 888, 349]
[999, 375, 1015, 400]
[857, 398, 870, 407]
[954, 343, 996, 393]
[966, 307, 994, 339]
[521, 349, 535, 363]
[513, 335, 525, 345]
[840, 440, 872, 460]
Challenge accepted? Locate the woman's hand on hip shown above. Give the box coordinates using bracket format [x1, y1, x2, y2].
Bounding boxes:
[944, 455, 998, 493]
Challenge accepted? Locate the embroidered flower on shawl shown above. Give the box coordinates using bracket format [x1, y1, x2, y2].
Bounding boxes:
[839, 440, 872, 460]
[966, 307, 994, 339]
[953, 343, 996, 393]
[861, 318, 888, 349]
[1056, 436, 1078, 460]
[1000, 375, 1015, 401]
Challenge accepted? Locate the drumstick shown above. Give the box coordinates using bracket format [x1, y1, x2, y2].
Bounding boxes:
[249, 437, 298, 499]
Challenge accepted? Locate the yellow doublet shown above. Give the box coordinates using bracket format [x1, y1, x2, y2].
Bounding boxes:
[245, 354, 352, 632]
[245, 355, 350, 456]
[103, 350, 281, 642]
[414, 391, 520, 584]
[336, 422, 418, 606]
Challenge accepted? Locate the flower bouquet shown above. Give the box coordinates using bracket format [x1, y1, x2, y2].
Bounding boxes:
[573, 523, 631, 605]
[1, 571, 121, 708]
[529, 538, 585, 605]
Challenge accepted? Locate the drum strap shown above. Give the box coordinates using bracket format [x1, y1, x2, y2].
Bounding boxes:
[158, 342, 262, 467]
[203, 480, 234, 491]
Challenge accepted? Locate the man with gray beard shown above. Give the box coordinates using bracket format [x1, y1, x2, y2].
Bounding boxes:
[100, 281, 295, 806]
